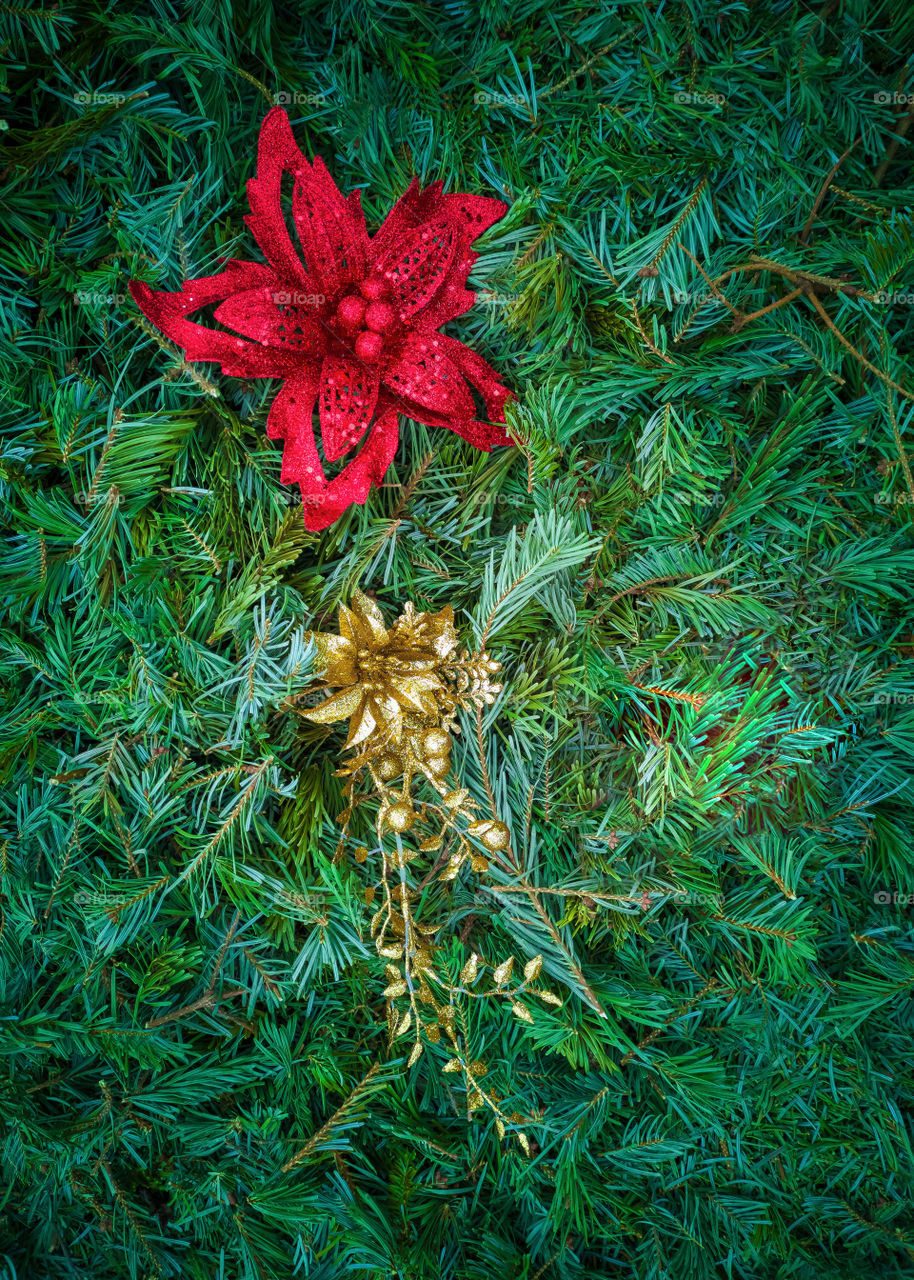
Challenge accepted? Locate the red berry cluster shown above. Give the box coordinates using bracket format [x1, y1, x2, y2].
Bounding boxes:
[333, 275, 399, 364]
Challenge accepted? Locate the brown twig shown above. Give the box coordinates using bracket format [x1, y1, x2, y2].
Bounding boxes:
[885, 382, 914, 510]
[620, 979, 718, 1066]
[730, 287, 803, 333]
[629, 297, 676, 364]
[145, 987, 247, 1029]
[209, 909, 241, 988]
[281, 1062, 382, 1172]
[676, 243, 744, 322]
[800, 141, 857, 242]
[475, 703, 499, 821]
[806, 291, 914, 404]
[540, 26, 639, 100]
[392, 450, 436, 519]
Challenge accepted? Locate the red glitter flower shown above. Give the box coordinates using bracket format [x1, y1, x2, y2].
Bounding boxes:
[129, 108, 513, 529]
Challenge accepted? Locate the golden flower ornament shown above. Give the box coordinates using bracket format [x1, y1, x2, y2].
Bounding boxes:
[301, 590, 502, 792]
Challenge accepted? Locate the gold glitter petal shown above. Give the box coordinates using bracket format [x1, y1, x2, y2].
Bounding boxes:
[427, 605, 458, 659]
[303, 685, 366, 724]
[344, 700, 378, 749]
[309, 633, 358, 685]
[389, 675, 440, 715]
[351, 589, 389, 643]
[371, 695, 404, 742]
[337, 603, 364, 647]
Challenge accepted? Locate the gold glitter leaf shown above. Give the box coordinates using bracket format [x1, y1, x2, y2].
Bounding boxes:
[460, 953, 479, 984]
[303, 685, 364, 724]
[351, 589, 388, 643]
[441, 789, 470, 809]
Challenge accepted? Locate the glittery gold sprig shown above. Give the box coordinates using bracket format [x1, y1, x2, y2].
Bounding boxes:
[301, 590, 508, 859]
[294, 590, 562, 1152]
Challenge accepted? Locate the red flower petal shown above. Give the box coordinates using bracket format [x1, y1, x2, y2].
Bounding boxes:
[435, 332, 513, 425]
[267, 374, 400, 530]
[370, 182, 507, 329]
[246, 106, 372, 296]
[319, 353, 380, 462]
[293, 161, 370, 295]
[213, 284, 324, 350]
[319, 405, 399, 528]
[374, 218, 458, 321]
[405, 280, 477, 331]
[377, 331, 513, 450]
[244, 109, 317, 292]
[266, 367, 323, 483]
[129, 262, 315, 378]
[425, 194, 509, 329]
[372, 180, 506, 260]
[381, 332, 475, 423]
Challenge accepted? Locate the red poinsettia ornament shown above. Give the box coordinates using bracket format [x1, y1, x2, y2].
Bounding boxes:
[129, 108, 513, 529]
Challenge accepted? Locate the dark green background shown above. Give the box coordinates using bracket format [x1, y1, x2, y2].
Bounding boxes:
[3, 2, 914, 1277]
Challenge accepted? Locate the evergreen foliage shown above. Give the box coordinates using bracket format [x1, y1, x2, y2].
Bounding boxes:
[3, 2, 914, 1277]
